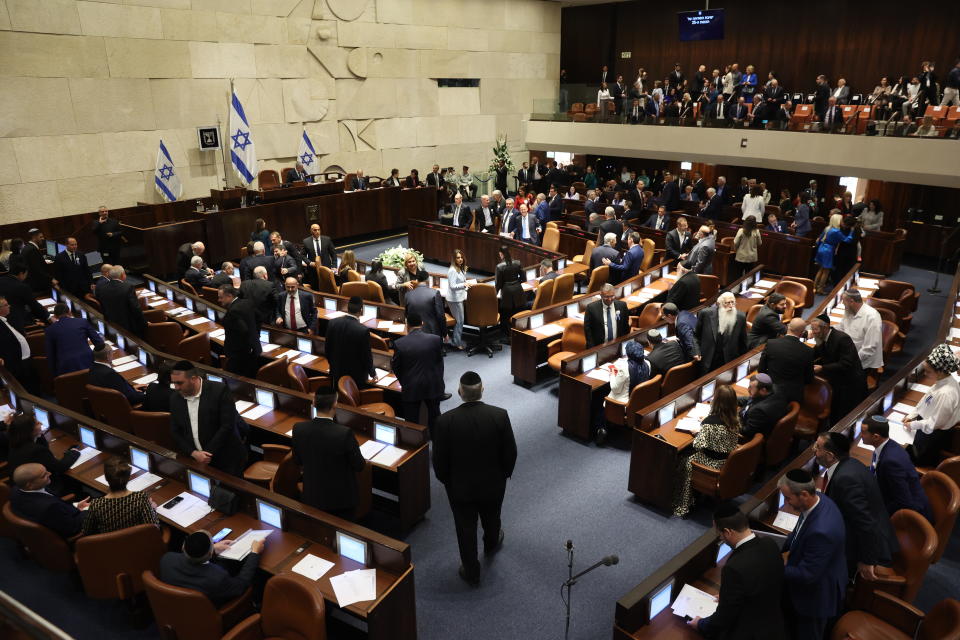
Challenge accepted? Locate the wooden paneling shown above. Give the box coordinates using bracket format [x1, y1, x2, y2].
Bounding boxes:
[562, 0, 960, 96]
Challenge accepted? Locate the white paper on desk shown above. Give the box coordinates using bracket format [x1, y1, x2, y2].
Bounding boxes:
[360, 440, 387, 460]
[466, 279, 478, 286]
[858, 278, 880, 288]
[148, 300, 167, 307]
[909, 383, 931, 393]
[888, 421, 916, 446]
[161, 492, 212, 527]
[378, 374, 398, 387]
[186, 317, 207, 326]
[772, 511, 800, 531]
[371, 445, 405, 467]
[260, 343, 279, 353]
[330, 569, 377, 607]
[37, 297, 57, 306]
[531, 323, 564, 337]
[235, 400, 254, 414]
[640, 287, 660, 295]
[858, 442, 875, 451]
[114, 361, 141, 373]
[662, 273, 677, 281]
[390, 323, 407, 333]
[291, 554, 335, 581]
[377, 320, 394, 330]
[586, 368, 611, 382]
[112, 354, 136, 365]
[687, 403, 711, 419]
[242, 404, 271, 420]
[735, 377, 751, 390]
[887, 411, 906, 423]
[294, 353, 316, 365]
[134, 373, 159, 385]
[756, 279, 778, 288]
[521, 282, 534, 291]
[358, 313, 377, 324]
[209, 328, 226, 339]
[892, 402, 915, 415]
[675, 417, 702, 434]
[950, 328, 960, 340]
[127, 472, 163, 492]
[70, 446, 101, 468]
[671, 584, 718, 619]
[374, 368, 390, 380]
[218, 529, 272, 561]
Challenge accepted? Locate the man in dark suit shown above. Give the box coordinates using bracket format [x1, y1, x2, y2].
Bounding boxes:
[694, 292, 747, 375]
[426, 164, 445, 193]
[547, 184, 564, 221]
[821, 96, 844, 132]
[238, 266, 276, 325]
[432, 371, 517, 586]
[659, 173, 681, 211]
[660, 302, 697, 362]
[664, 261, 701, 311]
[95, 265, 146, 337]
[267, 232, 302, 273]
[0, 295, 41, 393]
[758, 318, 814, 404]
[814, 75, 831, 119]
[176, 241, 213, 279]
[686, 226, 716, 274]
[170, 361, 248, 475]
[583, 284, 629, 348]
[45, 303, 103, 376]
[209, 262, 236, 289]
[688, 503, 785, 639]
[738, 374, 788, 440]
[598, 207, 624, 241]
[691, 172, 707, 201]
[765, 212, 789, 233]
[528, 156, 545, 193]
[392, 312, 445, 431]
[665, 216, 693, 260]
[292, 387, 366, 519]
[218, 285, 261, 378]
[0, 265, 50, 331]
[21, 229, 52, 294]
[405, 282, 447, 338]
[88, 345, 146, 405]
[9, 463, 88, 538]
[700, 188, 724, 220]
[271, 244, 299, 282]
[509, 204, 540, 243]
[516, 162, 530, 192]
[350, 169, 368, 190]
[779, 469, 847, 640]
[302, 223, 336, 288]
[603, 231, 644, 284]
[183, 256, 211, 290]
[861, 415, 933, 521]
[325, 296, 375, 388]
[646, 329, 686, 377]
[816, 432, 898, 580]
[809, 314, 867, 424]
[747, 293, 787, 348]
[706, 95, 730, 125]
[239, 241, 273, 282]
[730, 96, 749, 124]
[159, 531, 264, 608]
[52, 237, 92, 298]
[274, 277, 315, 334]
[590, 233, 620, 270]
[448, 193, 473, 228]
[91, 206, 124, 265]
[643, 205, 670, 232]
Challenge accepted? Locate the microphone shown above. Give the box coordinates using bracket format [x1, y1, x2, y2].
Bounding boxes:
[603, 555, 619, 566]
[565, 540, 574, 551]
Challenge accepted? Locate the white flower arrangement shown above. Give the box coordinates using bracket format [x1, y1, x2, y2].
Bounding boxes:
[376, 245, 424, 270]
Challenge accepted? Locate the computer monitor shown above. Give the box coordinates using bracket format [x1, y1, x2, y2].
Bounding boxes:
[649, 579, 674, 619]
[566, 303, 579, 317]
[622, 283, 633, 296]
[46, 240, 57, 255]
[363, 304, 377, 318]
[716, 542, 732, 562]
[207, 374, 222, 384]
[116, 334, 126, 350]
[753, 271, 762, 283]
[206, 308, 216, 321]
[148, 280, 156, 292]
[643, 274, 652, 287]
[657, 326, 668, 340]
[185, 298, 194, 311]
[34, 407, 50, 431]
[130, 446, 150, 471]
[297, 337, 312, 353]
[256, 499, 283, 529]
[324, 298, 337, 311]
[582, 353, 597, 373]
[79, 425, 97, 449]
[529, 314, 544, 330]
[80, 308, 88, 319]
[98, 320, 105, 335]
[255, 389, 274, 408]
[736, 362, 749, 381]
[187, 471, 211, 498]
[336, 531, 368, 565]
[701, 381, 715, 402]
[259, 330, 269, 343]
[526, 268, 536, 281]
[661, 266, 670, 278]
[165, 289, 174, 301]
[883, 390, 894, 413]
[138, 350, 149, 366]
[374, 423, 397, 446]
[657, 402, 676, 426]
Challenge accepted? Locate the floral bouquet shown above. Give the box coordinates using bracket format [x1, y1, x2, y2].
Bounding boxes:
[376, 245, 424, 270]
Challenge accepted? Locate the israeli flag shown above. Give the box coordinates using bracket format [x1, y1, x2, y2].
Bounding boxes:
[297, 129, 318, 174]
[229, 91, 257, 185]
[153, 139, 182, 202]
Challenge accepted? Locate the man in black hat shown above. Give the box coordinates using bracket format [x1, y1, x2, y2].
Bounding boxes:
[808, 313, 866, 424]
[432, 371, 517, 586]
[159, 529, 265, 606]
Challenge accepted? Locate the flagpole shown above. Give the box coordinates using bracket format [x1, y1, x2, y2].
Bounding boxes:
[217, 113, 228, 189]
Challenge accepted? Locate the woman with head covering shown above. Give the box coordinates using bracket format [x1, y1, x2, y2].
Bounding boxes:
[606, 338, 651, 403]
[905, 344, 960, 466]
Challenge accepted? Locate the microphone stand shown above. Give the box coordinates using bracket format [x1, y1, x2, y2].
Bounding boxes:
[563, 545, 617, 640]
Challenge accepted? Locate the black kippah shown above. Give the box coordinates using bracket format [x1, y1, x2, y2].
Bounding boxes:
[184, 531, 211, 558]
[713, 501, 739, 520]
[349, 296, 363, 305]
[816, 312, 830, 324]
[460, 371, 481, 386]
[786, 468, 812, 484]
[825, 431, 850, 457]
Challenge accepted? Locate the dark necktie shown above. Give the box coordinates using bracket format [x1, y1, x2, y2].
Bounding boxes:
[289, 295, 297, 329]
[71, 252, 77, 264]
[789, 511, 806, 550]
[871, 450, 878, 474]
[606, 305, 614, 342]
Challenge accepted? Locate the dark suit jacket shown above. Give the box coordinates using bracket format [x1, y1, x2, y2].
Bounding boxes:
[449, 204, 473, 228]
[432, 401, 517, 503]
[426, 172, 444, 188]
[509, 213, 540, 242]
[91, 217, 123, 257]
[159, 551, 260, 607]
[208, 272, 233, 289]
[292, 417, 365, 511]
[608, 244, 644, 283]
[96, 279, 146, 337]
[675, 310, 698, 360]
[821, 105, 844, 130]
[10, 488, 85, 538]
[405, 285, 446, 337]
[350, 176, 368, 190]
[275, 290, 316, 331]
[0, 275, 50, 331]
[169, 380, 247, 474]
[875, 440, 933, 520]
[221, 298, 261, 370]
[238, 278, 276, 325]
[176, 243, 206, 278]
[53, 250, 92, 297]
[694, 307, 747, 369]
[21, 242, 51, 293]
[825, 458, 898, 572]
[45, 316, 103, 376]
[0, 319, 30, 381]
[665, 229, 693, 259]
[143, 381, 173, 413]
[590, 244, 619, 270]
[782, 493, 847, 618]
[302, 234, 337, 269]
[747, 306, 786, 348]
[8, 435, 80, 484]
[583, 300, 629, 348]
[644, 213, 670, 231]
[239, 254, 274, 282]
[89, 362, 145, 405]
[548, 193, 564, 220]
[660, 181, 681, 211]
[325, 315, 374, 387]
[183, 267, 211, 290]
[647, 341, 686, 377]
[758, 335, 814, 403]
[391, 329, 444, 402]
[738, 392, 788, 440]
[665, 272, 701, 311]
[701, 194, 724, 219]
[814, 328, 866, 397]
[698, 536, 786, 640]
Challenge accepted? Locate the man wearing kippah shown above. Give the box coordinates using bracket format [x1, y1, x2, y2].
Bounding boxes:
[808, 314, 866, 424]
[432, 371, 517, 587]
[904, 343, 960, 465]
[861, 416, 932, 521]
[159, 530, 265, 606]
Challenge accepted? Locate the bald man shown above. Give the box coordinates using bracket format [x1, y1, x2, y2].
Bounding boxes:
[758, 318, 814, 403]
[9, 463, 88, 538]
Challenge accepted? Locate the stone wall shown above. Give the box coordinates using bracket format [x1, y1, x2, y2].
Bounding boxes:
[0, 0, 560, 223]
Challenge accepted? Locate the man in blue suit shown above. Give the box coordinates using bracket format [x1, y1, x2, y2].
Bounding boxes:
[44, 303, 104, 376]
[10, 463, 88, 538]
[643, 205, 670, 231]
[659, 303, 697, 362]
[509, 204, 541, 244]
[88, 345, 146, 405]
[779, 469, 847, 640]
[602, 231, 644, 284]
[392, 312, 447, 431]
[862, 415, 933, 521]
[159, 530, 264, 607]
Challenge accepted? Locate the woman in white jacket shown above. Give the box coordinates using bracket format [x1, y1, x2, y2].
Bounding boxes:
[741, 184, 765, 222]
[445, 249, 469, 350]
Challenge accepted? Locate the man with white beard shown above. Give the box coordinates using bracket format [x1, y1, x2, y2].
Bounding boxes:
[694, 292, 748, 375]
[839, 289, 884, 373]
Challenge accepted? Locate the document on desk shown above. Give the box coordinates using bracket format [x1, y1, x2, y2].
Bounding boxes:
[909, 383, 931, 394]
[358, 313, 377, 324]
[114, 361, 141, 373]
[950, 328, 960, 340]
[378, 374, 398, 387]
[377, 320, 394, 330]
[374, 368, 390, 380]
[756, 279, 778, 289]
[260, 343, 280, 353]
[687, 403, 711, 419]
[235, 400, 254, 414]
[162, 492, 212, 527]
[242, 405, 271, 420]
[148, 300, 167, 307]
[127, 472, 163, 492]
[888, 420, 916, 446]
[675, 417, 702, 434]
[858, 278, 880, 289]
[521, 282, 534, 291]
[37, 297, 57, 306]
[330, 569, 377, 607]
[891, 402, 915, 415]
[735, 377, 751, 389]
[291, 553, 335, 581]
[70, 447, 101, 468]
[218, 529, 273, 561]
[772, 511, 800, 531]
[359, 440, 387, 460]
[294, 353, 316, 365]
[531, 323, 564, 337]
[671, 584, 718, 619]
[371, 445, 405, 467]
[111, 354, 137, 366]
[586, 368, 611, 382]
[209, 328, 226, 340]
[134, 372, 159, 385]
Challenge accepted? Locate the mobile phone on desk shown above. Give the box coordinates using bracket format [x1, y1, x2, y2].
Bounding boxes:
[162, 496, 184, 509]
[211, 527, 232, 543]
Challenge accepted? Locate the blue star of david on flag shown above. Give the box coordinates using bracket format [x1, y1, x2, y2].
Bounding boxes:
[229, 91, 257, 185]
[159, 164, 174, 181]
[231, 129, 252, 151]
[154, 140, 182, 202]
[298, 129, 318, 171]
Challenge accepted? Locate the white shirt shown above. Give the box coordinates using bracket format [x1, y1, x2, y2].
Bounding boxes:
[0, 317, 29, 360]
[480, 206, 493, 228]
[907, 375, 960, 434]
[284, 292, 304, 329]
[871, 438, 890, 470]
[735, 532, 756, 549]
[599, 301, 618, 341]
[597, 88, 611, 106]
[606, 357, 631, 403]
[823, 460, 840, 489]
[185, 379, 204, 451]
[840, 304, 884, 369]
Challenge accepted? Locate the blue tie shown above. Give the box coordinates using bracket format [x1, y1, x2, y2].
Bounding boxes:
[788, 511, 806, 550]
[606, 305, 614, 342]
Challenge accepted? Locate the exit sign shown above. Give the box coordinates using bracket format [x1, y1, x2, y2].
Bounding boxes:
[620, 51, 631, 59]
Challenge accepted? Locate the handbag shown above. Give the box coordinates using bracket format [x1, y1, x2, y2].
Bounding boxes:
[208, 485, 239, 515]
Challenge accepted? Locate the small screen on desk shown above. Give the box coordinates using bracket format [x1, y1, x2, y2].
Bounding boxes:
[148, 280, 156, 292]
[79, 426, 96, 449]
[717, 542, 732, 562]
[185, 298, 194, 311]
[643, 274, 652, 287]
[649, 579, 674, 619]
[188, 471, 210, 498]
[336, 531, 367, 565]
[116, 334, 125, 351]
[658, 402, 676, 426]
[130, 447, 150, 471]
[740, 280, 749, 293]
[375, 422, 397, 445]
[582, 354, 597, 372]
[526, 268, 536, 281]
[256, 499, 283, 528]
[80, 308, 87, 319]
[557, 259, 567, 269]
[566, 303, 579, 317]
[363, 304, 377, 318]
[324, 298, 337, 312]
[311, 406, 317, 419]
[622, 282, 633, 296]
[661, 266, 669, 278]
[256, 389, 274, 409]
[138, 350, 148, 366]
[883, 391, 893, 413]
[34, 408, 50, 431]
[529, 314, 544, 330]
[207, 308, 216, 321]
[207, 374, 222, 384]
[98, 321, 105, 334]
[701, 381, 715, 402]
[165, 289, 174, 301]
[657, 326, 668, 340]
[297, 337, 312, 353]
[779, 492, 786, 509]
[754, 272, 762, 284]
[736, 362, 749, 381]
[259, 330, 269, 343]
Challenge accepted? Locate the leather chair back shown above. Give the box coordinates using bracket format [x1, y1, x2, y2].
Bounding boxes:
[889, 509, 938, 603]
[143, 569, 234, 640]
[782, 276, 816, 308]
[130, 410, 177, 450]
[876, 279, 919, 312]
[936, 456, 960, 492]
[626, 374, 662, 427]
[660, 361, 696, 397]
[464, 284, 499, 328]
[719, 236, 735, 248]
[258, 170, 280, 190]
[339, 281, 370, 300]
[920, 470, 960, 563]
[287, 363, 311, 393]
[54, 368, 90, 415]
[336, 376, 361, 407]
[199, 286, 220, 305]
[368, 333, 391, 354]
[634, 302, 662, 331]
[531, 278, 555, 311]
[561, 322, 586, 353]
[585, 266, 608, 294]
[795, 377, 832, 438]
[316, 266, 338, 294]
[76, 524, 165, 600]
[764, 401, 799, 467]
[692, 433, 764, 500]
[270, 452, 301, 500]
[541, 227, 560, 253]
[177, 332, 210, 365]
[921, 599, 960, 640]
[745, 304, 762, 326]
[774, 280, 808, 309]
[697, 274, 720, 301]
[86, 384, 134, 432]
[575, 240, 595, 266]
[26, 331, 45, 357]
[146, 322, 185, 355]
[143, 309, 166, 324]
[179, 279, 197, 296]
[881, 321, 900, 358]
[874, 307, 898, 325]
[552, 273, 575, 305]
[222, 573, 327, 640]
[256, 358, 289, 388]
[366, 280, 386, 303]
[640, 238, 656, 271]
[2, 502, 74, 572]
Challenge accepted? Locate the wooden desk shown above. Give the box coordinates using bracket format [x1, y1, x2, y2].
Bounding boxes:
[256, 181, 343, 202]
[860, 229, 905, 275]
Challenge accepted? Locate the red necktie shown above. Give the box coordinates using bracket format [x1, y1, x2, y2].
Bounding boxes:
[289, 295, 297, 329]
